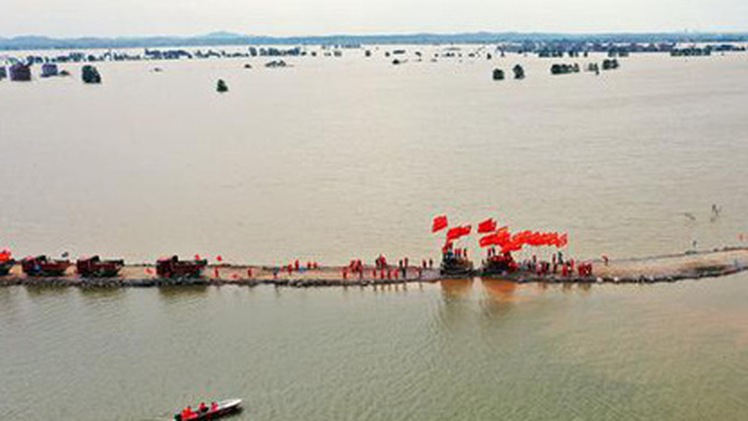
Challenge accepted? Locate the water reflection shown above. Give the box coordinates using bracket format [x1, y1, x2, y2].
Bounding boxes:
[78, 286, 126, 300]
[24, 285, 71, 298]
[479, 279, 519, 319]
[436, 279, 476, 331]
[439, 278, 474, 300]
[576, 282, 593, 294]
[157, 285, 210, 303]
[481, 279, 518, 301]
[372, 282, 409, 294]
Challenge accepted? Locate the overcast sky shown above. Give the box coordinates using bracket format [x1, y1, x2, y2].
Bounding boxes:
[3, 0, 748, 37]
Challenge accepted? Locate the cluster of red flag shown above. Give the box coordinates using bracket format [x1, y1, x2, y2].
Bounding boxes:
[432, 214, 569, 254]
[478, 226, 511, 248]
[480, 229, 568, 253]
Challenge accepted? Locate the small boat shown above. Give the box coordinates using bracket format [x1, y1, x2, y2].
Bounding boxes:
[156, 255, 207, 278]
[21, 255, 72, 277]
[173, 399, 242, 420]
[76, 256, 125, 277]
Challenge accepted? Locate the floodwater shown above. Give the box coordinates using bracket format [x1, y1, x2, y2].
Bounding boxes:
[1, 47, 748, 419]
[1, 49, 747, 263]
[1, 277, 748, 420]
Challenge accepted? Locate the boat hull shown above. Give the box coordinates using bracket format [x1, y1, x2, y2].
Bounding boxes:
[174, 399, 242, 421]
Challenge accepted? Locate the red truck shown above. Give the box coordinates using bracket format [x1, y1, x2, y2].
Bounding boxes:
[156, 255, 207, 278]
[76, 256, 125, 277]
[21, 255, 72, 277]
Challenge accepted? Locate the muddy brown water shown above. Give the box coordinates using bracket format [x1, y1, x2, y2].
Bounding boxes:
[1, 48, 748, 420]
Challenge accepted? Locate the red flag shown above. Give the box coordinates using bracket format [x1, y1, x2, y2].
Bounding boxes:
[501, 241, 522, 254]
[446, 225, 472, 241]
[479, 234, 494, 248]
[432, 215, 448, 233]
[496, 226, 510, 241]
[478, 218, 497, 234]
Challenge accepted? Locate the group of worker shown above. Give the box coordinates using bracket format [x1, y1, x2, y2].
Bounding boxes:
[289, 259, 320, 273]
[176, 402, 218, 420]
[271, 259, 321, 279]
[374, 254, 388, 268]
[421, 258, 434, 269]
[519, 254, 593, 278]
[341, 256, 426, 281]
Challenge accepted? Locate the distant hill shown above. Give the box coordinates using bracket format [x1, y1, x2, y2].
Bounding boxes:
[1, 31, 747, 50]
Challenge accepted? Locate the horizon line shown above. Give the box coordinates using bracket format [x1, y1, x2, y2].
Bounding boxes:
[4, 29, 748, 40]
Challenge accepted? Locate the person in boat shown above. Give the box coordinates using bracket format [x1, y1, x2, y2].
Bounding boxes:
[199, 402, 208, 413]
[211, 402, 219, 412]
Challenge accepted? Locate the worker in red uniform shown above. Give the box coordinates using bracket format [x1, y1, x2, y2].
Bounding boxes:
[198, 402, 208, 413]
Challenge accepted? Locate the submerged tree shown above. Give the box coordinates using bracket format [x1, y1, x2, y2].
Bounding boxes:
[513, 64, 525, 80]
[81, 65, 102, 84]
[602, 59, 620, 70]
[492, 68, 505, 81]
[550, 63, 579, 75]
[216, 79, 229, 93]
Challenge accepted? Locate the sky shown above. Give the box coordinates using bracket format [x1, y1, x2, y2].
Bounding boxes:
[2, 0, 748, 37]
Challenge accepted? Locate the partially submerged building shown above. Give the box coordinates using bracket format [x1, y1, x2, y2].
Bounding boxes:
[41, 63, 59, 77]
[9, 63, 31, 81]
